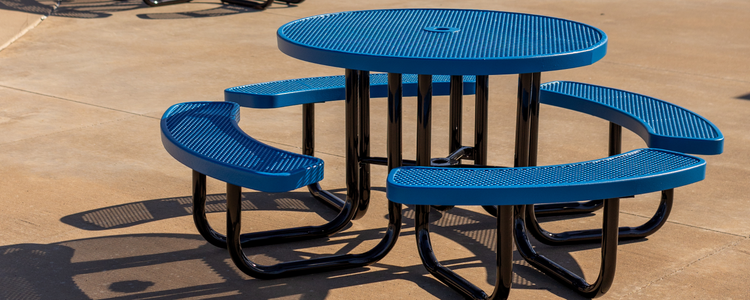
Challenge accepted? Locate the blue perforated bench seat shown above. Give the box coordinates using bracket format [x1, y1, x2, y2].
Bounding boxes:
[161, 101, 324, 193]
[540, 81, 724, 155]
[225, 73, 477, 108]
[387, 148, 705, 206]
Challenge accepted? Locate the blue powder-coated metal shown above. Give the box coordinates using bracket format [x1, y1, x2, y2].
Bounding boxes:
[540, 81, 724, 155]
[161, 101, 324, 193]
[225, 73, 477, 108]
[387, 148, 705, 206]
[278, 9, 607, 75]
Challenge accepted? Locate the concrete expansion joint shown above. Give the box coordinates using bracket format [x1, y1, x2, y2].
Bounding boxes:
[623, 236, 748, 298]
[0, 83, 155, 119]
[0, 0, 61, 52]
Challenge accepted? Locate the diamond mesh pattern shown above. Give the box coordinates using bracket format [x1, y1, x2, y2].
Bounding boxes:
[280, 9, 604, 59]
[541, 81, 721, 139]
[390, 149, 701, 188]
[162, 102, 323, 186]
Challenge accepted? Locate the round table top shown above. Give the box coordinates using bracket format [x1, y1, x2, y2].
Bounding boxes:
[277, 9, 608, 75]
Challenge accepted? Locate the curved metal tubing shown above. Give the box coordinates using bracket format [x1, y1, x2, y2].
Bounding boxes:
[415, 205, 512, 300]
[193, 69, 364, 249]
[226, 183, 402, 279]
[191, 170, 358, 248]
[514, 201, 619, 298]
[302, 103, 346, 211]
[192, 171, 227, 248]
[527, 121, 674, 244]
[526, 189, 674, 246]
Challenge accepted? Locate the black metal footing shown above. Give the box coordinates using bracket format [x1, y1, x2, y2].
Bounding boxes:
[142, 0, 191, 7]
[226, 182, 401, 279]
[415, 205, 512, 300]
[514, 201, 619, 298]
[191, 170, 355, 249]
[220, 0, 273, 9]
[526, 189, 673, 245]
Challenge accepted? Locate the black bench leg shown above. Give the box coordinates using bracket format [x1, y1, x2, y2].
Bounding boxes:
[515, 200, 619, 298]
[302, 103, 346, 211]
[192, 171, 228, 248]
[191, 170, 359, 248]
[226, 183, 402, 279]
[525, 189, 673, 245]
[415, 205, 513, 300]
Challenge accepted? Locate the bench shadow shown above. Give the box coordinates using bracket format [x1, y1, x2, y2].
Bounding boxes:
[56, 187, 627, 298]
[135, 1, 270, 20]
[0, 0, 143, 19]
[60, 189, 345, 231]
[0, 0, 291, 20]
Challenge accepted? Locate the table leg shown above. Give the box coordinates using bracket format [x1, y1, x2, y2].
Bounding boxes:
[345, 69, 362, 216]
[514, 72, 541, 168]
[474, 75, 490, 166]
[417, 74, 433, 167]
[449, 75, 463, 156]
[354, 70, 371, 220]
[388, 73, 403, 171]
[474, 75, 500, 216]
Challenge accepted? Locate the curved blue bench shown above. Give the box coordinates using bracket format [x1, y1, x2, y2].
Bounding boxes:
[540, 81, 723, 155]
[161, 101, 324, 193]
[446, 80, 722, 223]
[387, 148, 705, 205]
[161, 101, 401, 280]
[225, 73, 477, 108]
[225, 73, 479, 218]
[521, 81, 725, 246]
[386, 148, 705, 299]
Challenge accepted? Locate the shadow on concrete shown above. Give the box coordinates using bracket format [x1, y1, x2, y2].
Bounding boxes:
[135, 1, 265, 20]
[61, 190, 344, 230]
[55, 190, 605, 299]
[0, 0, 288, 20]
[0, 0, 143, 19]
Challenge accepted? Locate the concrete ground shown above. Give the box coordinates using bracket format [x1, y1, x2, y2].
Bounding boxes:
[1, 0, 748, 299]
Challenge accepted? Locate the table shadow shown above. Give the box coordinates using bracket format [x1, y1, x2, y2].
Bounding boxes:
[55, 188, 616, 298]
[0, 0, 292, 20]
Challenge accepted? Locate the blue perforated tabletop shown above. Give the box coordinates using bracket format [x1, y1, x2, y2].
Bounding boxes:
[278, 9, 608, 75]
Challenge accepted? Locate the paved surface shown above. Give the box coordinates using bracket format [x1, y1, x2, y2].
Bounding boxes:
[1, 0, 748, 299]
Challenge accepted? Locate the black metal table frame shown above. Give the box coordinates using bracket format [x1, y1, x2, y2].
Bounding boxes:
[399, 72, 621, 298]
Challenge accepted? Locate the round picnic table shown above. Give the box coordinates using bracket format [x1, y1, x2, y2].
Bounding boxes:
[274, 9, 610, 299]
